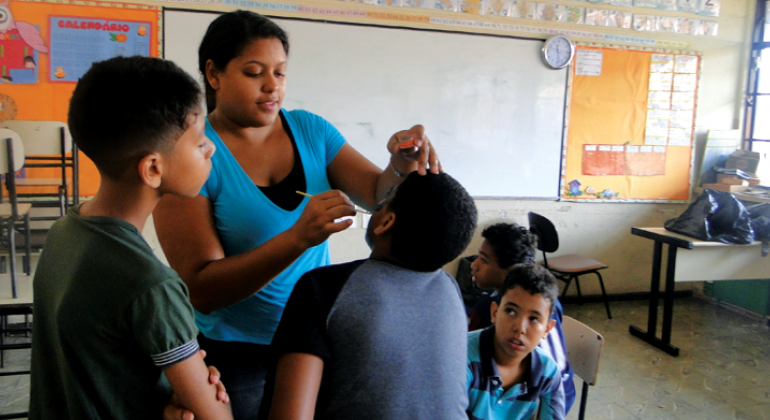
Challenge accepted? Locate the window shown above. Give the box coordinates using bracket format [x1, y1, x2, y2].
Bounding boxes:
[745, 0, 770, 182]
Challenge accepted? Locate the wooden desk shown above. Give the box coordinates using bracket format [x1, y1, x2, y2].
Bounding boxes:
[629, 227, 770, 356]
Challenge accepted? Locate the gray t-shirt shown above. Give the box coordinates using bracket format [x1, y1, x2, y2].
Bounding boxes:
[269, 259, 468, 420]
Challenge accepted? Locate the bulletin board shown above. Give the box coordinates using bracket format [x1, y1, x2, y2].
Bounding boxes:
[0, 0, 160, 197]
[561, 44, 700, 202]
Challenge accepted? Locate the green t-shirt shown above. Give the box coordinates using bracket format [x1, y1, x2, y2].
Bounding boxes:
[30, 205, 199, 420]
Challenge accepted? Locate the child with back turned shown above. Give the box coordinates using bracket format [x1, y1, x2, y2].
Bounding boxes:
[29, 56, 232, 420]
[262, 171, 477, 420]
[467, 263, 565, 420]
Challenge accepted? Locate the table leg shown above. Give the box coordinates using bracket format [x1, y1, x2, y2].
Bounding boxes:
[629, 241, 680, 356]
[647, 241, 662, 335]
[661, 245, 678, 345]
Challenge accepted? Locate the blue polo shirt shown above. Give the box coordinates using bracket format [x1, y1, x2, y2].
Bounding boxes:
[469, 294, 576, 413]
[467, 327, 565, 420]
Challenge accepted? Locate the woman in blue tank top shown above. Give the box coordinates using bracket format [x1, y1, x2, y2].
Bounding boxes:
[153, 10, 441, 420]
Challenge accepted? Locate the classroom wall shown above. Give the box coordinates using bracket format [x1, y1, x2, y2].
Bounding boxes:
[127, 0, 754, 296]
[324, 0, 758, 296]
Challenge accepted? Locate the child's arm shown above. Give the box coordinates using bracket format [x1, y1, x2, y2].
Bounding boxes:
[163, 351, 233, 420]
[163, 351, 229, 420]
[268, 353, 324, 420]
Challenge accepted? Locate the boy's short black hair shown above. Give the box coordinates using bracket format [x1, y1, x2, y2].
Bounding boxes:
[388, 172, 477, 272]
[481, 223, 537, 268]
[501, 264, 559, 316]
[68, 56, 201, 179]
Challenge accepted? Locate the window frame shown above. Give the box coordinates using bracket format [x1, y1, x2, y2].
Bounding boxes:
[745, 0, 770, 148]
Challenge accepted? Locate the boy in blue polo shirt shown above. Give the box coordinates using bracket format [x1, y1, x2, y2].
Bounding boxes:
[468, 223, 576, 413]
[467, 263, 565, 420]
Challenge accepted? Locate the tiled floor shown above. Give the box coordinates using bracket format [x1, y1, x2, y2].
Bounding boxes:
[0, 334, 31, 419]
[6, 296, 770, 419]
[566, 298, 770, 420]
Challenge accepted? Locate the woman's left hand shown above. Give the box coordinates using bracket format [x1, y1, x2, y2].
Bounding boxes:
[387, 125, 442, 176]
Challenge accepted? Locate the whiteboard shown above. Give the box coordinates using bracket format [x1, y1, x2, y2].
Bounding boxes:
[164, 10, 568, 198]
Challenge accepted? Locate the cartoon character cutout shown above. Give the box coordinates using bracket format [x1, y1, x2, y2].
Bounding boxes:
[0, 0, 48, 53]
[54, 67, 65, 79]
[137, 25, 147, 36]
[0, 0, 47, 84]
[566, 180, 583, 197]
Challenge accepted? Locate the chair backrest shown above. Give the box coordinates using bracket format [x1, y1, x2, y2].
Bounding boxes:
[528, 212, 560, 253]
[563, 315, 603, 386]
[1, 120, 72, 155]
[0, 129, 26, 174]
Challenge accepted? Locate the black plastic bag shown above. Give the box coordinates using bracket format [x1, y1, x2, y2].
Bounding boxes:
[748, 203, 770, 256]
[664, 189, 754, 245]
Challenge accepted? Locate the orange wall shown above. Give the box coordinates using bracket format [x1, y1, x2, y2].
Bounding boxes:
[1, 0, 159, 197]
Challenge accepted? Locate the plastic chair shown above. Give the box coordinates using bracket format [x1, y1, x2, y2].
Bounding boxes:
[528, 212, 612, 319]
[0, 120, 78, 219]
[0, 129, 32, 299]
[563, 316, 604, 420]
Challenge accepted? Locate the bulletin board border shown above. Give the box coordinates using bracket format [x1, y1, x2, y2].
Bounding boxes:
[559, 41, 703, 204]
[156, 0, 693, 49]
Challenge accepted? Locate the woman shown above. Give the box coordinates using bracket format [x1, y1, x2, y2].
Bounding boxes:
[154, 10, 440, 419]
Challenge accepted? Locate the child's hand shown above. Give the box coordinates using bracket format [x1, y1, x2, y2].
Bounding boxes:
[162, 350, 229, 420]
[387, 125, 442, 176]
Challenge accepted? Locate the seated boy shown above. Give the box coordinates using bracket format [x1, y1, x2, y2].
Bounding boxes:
[29, 56, 231, 420]
[468, 223, 576, 413]
[467, 264, 565, 420]
[262, 172, 477, 420]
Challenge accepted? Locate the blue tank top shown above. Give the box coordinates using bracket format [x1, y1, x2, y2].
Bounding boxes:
[197, 109, 346, 344]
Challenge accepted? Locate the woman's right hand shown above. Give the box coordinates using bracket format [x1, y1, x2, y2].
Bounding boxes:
[291, 190, 356, 248]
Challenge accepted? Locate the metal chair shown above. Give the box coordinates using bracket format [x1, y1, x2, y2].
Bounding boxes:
[0, 129, 32, 299]
[528, 212, 612, 319]
[0, 120, 78, 219]
[563, 316, 604, 420]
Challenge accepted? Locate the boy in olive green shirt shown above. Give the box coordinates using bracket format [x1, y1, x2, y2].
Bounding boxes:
[30, 56, 231, 420]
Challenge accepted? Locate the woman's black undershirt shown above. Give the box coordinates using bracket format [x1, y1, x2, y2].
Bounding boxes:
[257, 112, 307, 211]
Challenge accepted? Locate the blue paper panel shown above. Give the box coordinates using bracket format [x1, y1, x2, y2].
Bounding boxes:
[49, 17, 151, 83]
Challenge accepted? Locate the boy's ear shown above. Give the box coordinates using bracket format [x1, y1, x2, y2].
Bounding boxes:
[138, 153, 163, 189]
[372, 212, 396, 236]
[543, 319, 556, 338]
[205, 60, 222, 90]
[490, 301, 499, 324]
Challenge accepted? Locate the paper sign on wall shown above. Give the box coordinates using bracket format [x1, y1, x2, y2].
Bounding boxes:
[575, 49, 602, 76]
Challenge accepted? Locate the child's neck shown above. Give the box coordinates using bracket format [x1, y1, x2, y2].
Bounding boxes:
[79, 176, 159, 233]
[494, 347, 530, 391]
[368, 236, 402, 266]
